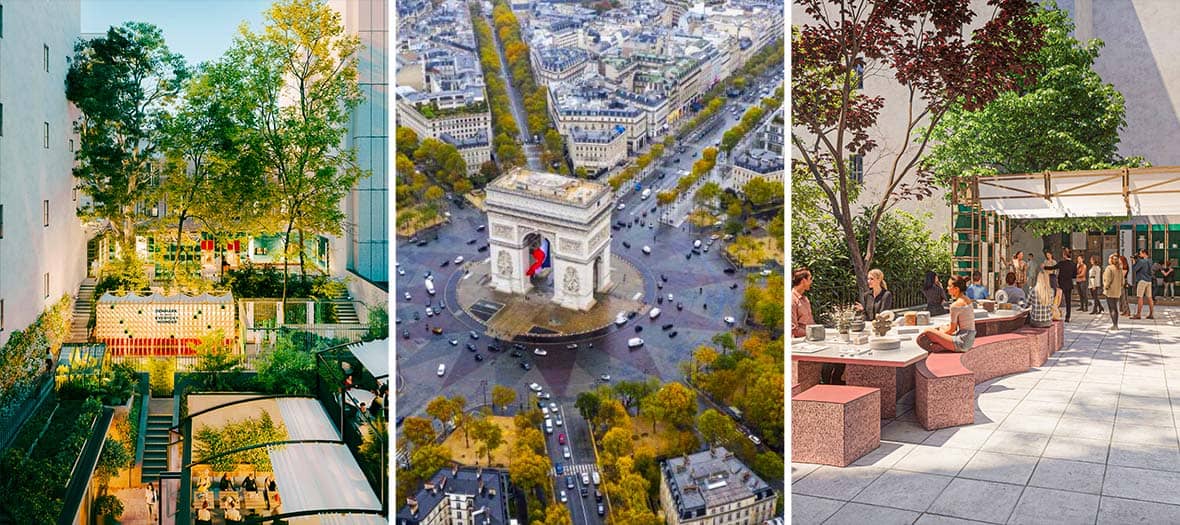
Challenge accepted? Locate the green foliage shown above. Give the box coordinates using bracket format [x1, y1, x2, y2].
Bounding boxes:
[96, 437, 133, 490]
[93, 494, 124, 520]
[256, 340, 316, 395]
[0, 295, 72, 424]
[149, 357, 177, 396]
[193, 410, 288, 471]
[794, 208, 951, 321]
[57, 361, 139, 405]
[94, 253, 152, 297]
[365, 305, 388, 341]
[224, 263, 338, 298]
[1016, 216, 1127, 237]
[4, 398, 103, 523]
[358, 419, 387, 489]
[190, 330, 241, 390]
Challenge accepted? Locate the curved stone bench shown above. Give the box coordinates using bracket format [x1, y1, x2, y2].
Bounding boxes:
[792, 385, 881, 466]
[914, 325, 1056, 431]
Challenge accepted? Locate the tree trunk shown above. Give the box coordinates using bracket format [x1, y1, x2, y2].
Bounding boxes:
[172, 211, 187, 287]
[282, 219, 295, 310]
[298, 228, 307, 282]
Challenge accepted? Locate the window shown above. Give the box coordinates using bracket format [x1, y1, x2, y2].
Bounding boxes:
[44, 273, 49, 299]
[0, 204, 3, 238]
[850, 154, 864, 183]
[69, 138, 73, 152]
[44, 44, 49, 72]
[43, 200, 48, 227]
[1, 5, 4, 39]
[1, 299, 4, 332]
[0, 103, 4, 136]
[43, 122, 49, 148]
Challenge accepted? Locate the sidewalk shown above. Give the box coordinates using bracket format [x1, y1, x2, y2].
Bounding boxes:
[793, 306, 1180, 524]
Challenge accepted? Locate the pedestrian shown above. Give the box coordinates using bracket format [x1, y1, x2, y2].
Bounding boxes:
[1075, 254, 1088, 312]
[1119, 255, 1132, 315]
[1043, 248, 1077, 322]
[1104, 253, 1124, 329]
[1012, 251, 1028, 291]
[923, 271, 948, 316]
[1088, 255, 1105, 315]
[1165, 259, 1176, 298]
[1132, 248, 1155, 319]
[145, 483, 157, 518]
[1042, 250, 1060, 289]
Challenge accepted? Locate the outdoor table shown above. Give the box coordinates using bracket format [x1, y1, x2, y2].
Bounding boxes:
[793, 329, 928, 418]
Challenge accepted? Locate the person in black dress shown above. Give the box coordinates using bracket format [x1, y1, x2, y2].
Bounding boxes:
[1043, 248, 1078, 322]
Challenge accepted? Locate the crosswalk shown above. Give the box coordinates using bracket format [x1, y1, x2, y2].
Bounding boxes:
[552, 463, 597, 476]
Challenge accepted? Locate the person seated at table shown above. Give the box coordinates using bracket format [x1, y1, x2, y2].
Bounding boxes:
[224, 501, 243, 524]
[965, 271, 989, 301]
[1026, 271, 1058, 328]
[195, 501, 213, 525]
[918, 276, 976, 353]
[997, 272, 1026, 304]
[242, 474, 258, 493]
[922, 271, 948, 316]
[855, 268, 894, 320]
[791, 267, 815, 338]
[195, 472, 212, 497]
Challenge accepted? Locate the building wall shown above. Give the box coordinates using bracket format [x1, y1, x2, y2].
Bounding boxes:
[331, 0, 389, 292]
[570, 133, 627, 171]
[0, 0, 87, 347]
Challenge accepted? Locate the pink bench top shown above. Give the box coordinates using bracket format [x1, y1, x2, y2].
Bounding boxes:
[793, 384, 878, 403]
[921, 352, 972, 377]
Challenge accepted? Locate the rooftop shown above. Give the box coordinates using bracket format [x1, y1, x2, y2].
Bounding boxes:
[396, 466, 508, 525]
[663, 446, 775, 519]
[487, 167, 609, 207]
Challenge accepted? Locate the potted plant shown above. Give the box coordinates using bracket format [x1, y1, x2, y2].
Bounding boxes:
[830, 305, 857, 339]
[94, 494, 124, 525]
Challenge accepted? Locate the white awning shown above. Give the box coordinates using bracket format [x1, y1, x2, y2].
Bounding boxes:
[277, 398, 340, 441]
[283, 515, 388, 525]
[974, 167, 1180, 218]
[348, 340, 389, 380]
[268, 443, 382, 515]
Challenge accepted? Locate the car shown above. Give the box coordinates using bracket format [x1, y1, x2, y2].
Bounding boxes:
[581, 487, 589, 498]
[544, 418, 553, 434]
[549, 402, 559, 413]
[466, 343, 477, 352]
[437, 364, 446, 376]
[521, 362, 532, 371]
[661, 323, 674, 330]
[595, 490, 603, 502]
[555, 463, 564, 475]
[529, 382, 543, 392]
[469, 331, 480, 339]
[513, 343, 526, 350]
[703, 246, 709, 253]
[634, 325, 643, 333]
[542, 407, 550, 417]
[449, 339, 458, 346]
[676, 302, 683, 311]
[403, 292, 412, 300]
[761, 269, 772, 276]
[668, 331, 678, 338]
[599, 374, 611, 382]
[533, 348, 548, 356]
[582, 473, 591, 486]
[628, 311, 637, 319]
[592, 471, 600, 485]
[562, 446, 570, 459]
[628, 337, 644, 348]
[510, 350, 523, 358]
[395, 316, 402, 324]
[667, 293, 674, 302]
[723, 268, 736, 274]
[416, 240, 428, 246]
[425, 271, 432, 278]
[597, 504, 605, 516]
[474, 353, 484, 361]
[724, 316, 736, 324]
[454, 256, 464, 264]
[730, 283, 739, 289]
[466, 239, 477, 245]
[426, 307, 434, 317]
[476, 225, 486, 231]
[615, 314, 628, 326]
[555, 415, 563, 426]
[536, 391, 551, 399]
[566, 475, 575, 489]
[686, 253, 692, 260]
[622, 241, 631, 249]
[565, 343, 578, 349]
[657, 282, 663, 290]
[617, 203, 626, 210]
[649, 307, 661, 319]
[478, 245, 488, 252]
[748, 434, 761, 445]
[413, 312, 420, 321]
[402, 330, 410, 339]
[558, 433, 567, 445]
[397, 268, 405, 276]
[642, 246, 651, 254]
[440, 260, 449, 267]
[432, 327, 444, 334]
[438, 301, 446, 310]
[694, 239, 702, 249]
[487, 344, 499, 352]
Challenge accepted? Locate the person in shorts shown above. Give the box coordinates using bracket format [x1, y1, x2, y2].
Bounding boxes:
[1132, 249, 1155, 319]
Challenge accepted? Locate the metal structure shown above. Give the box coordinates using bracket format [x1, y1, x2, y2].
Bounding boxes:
[951, 178, 1012, 290]
[953, 167, 1180, 219]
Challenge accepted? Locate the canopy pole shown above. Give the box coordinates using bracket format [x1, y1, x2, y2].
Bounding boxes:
[1124, 167, 1132, 216]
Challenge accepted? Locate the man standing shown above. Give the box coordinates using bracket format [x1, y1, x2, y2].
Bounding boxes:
[791, 268, 814, 338]
[1044, 248, 1078, 322]
[1012, 251, 1027, 291]
[1132, 249, 1156, 319]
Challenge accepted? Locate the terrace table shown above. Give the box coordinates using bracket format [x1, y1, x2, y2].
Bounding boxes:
[792, 308, 1031, 418]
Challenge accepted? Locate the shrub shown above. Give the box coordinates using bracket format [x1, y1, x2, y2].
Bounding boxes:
[193, 411, 288, 471]
[365, 306, 388, 341]
[0, 295, 72, 423]
[256, 343, 315, 395]
[149, 358, 176, 396]
[93, 494, 124, 522]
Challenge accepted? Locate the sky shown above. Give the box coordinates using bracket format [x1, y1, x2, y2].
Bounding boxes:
[81, 0, 272, 66]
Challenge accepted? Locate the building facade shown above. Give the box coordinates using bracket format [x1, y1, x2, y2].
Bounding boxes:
[568, 126, 628, 173]
[0, 0, 88, 347]
[395, 466, 510, 525]
[659, 447, 778, 525]
[330, 0, 389, 292]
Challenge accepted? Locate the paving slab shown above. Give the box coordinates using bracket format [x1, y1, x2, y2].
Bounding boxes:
[926, 478, 1023, 524]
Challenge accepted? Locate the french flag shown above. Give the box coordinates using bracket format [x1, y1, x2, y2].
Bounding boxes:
[527, 239, 551, 277]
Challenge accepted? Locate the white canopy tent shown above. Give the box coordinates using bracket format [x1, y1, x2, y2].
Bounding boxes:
[268, 443, 382, 517]
[277, 398, 341, 441]
[347, 339, 389, 380]
[967, 167, 1180, 218]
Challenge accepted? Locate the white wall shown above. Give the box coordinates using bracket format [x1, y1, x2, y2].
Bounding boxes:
[0, 0, 86, 347]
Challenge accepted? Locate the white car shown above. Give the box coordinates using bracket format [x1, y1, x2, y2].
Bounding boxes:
[667, 293, 674, 302]
[642, 246, 651, 254]
[724, 316, 736, 325]
[761, 269, 772, 276]
[563, 446, 571, 459]
[529, 382, 543, 392]
[534, 348, 548, 356]
[627, 337, 644, 348]
[404, 292, 412, 300]
[425, 307, 434, 317]
[748, 434, 762, 445]
[710, 234, 720, 240]
[555, 414, 563, 426]
[649, 308, 661, 319]
[454, 256, 464, 264]
[615, 314, 628, 326]
[549, 402, 559, 413]
[617, 203, 626, 210]
[437, 364, 446, 376]
[559, 490, 568, 503]
[599, 374, 611, 382]
[693, 239, 702, 248]
[449, 339, 458, 345]
[398, 268, 405, 275]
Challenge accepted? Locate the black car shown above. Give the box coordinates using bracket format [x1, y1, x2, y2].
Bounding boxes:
[661, 275, 668, 282]
[439, 301, 446, 310]
[723, 268, 736, 274]
[488, 345, 499, 352]
[686, 253, 692, 260]
[511, 350, 523, 358]
[417, 240, 428, 247]
[413, 312, 420, 320]
[668, 331, 678, 338]
[595, 490, 603, 502]
[474, 353, 484, 361]
[580, 487, 589, 498]
[598, 504, 605, 516]
[661, 324, 674, 330]
[470, 331, 480, 339]
[396, 416, 406, 426]
[466, 343, 477, 352]
[566, 476, 576, 489]
[466, 239, 477, 245]
[676, 302, 683, 311]
[627, 311, 637, 319]
[622, 241, 631, 249]
[402, 330, 410, 339]
[513, 343, 525, 350]
[657, 282, 663, 290]
[478, 245, 488, 252]
[440, 260, 449, 267]
[520, 361, 532, 370]
[476, 225, 486, 231]
[634, 325, 643, 333]
[657, 297, 664, 305]
[612, 225, 620, 231]
[730, 283, 739, 289]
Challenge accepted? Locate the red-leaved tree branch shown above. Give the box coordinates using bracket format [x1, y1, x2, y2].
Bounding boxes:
[792, 0, 1043, 299]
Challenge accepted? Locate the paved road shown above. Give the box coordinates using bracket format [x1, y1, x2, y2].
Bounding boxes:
[543, 401, 601, 524]
[483, 11, 543, 170]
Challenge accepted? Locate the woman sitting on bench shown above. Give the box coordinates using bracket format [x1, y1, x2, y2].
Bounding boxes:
[918, 276, 976, 353]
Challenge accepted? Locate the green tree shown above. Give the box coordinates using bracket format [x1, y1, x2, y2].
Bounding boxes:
[470, 417, 504, 465]
[256, 336, 315, 394]
[695, 181, 722, 208]
[67, 22, 190, 257]
[507, 450, 550, 492]
[190, 329, 241, 390]
[402, 416, 437, 448]
[613, 378, 658, 413]
[194, 411, 288, 471]
[228, 0, 364, 303]
[743, 177, 781, 206]
[408, 444, 452, 485]
[491, 385, 516, 413]
[575, 391, 601, 423]
[697, 409, 738, 447]
[396, 126, 420, 157]
[426, 396, 460, 428]
[95, 438, 133, 493]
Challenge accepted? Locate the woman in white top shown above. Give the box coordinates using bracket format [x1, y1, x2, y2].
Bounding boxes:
[1088, 255, 1104, 314]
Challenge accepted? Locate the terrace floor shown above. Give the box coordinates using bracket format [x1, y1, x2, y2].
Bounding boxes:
[793, 305, 1180, 524]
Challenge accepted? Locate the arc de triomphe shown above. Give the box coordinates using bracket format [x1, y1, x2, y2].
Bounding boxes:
[484, 167, 613, 311]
